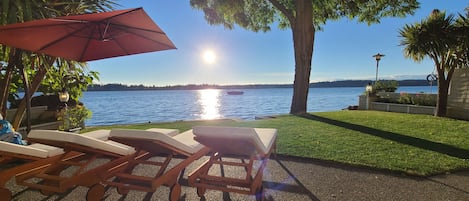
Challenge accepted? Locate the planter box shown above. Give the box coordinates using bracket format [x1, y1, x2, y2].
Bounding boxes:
[370, 102, 435, 115]
[5, 106, 48, 122]
[16, 121, 61, 137]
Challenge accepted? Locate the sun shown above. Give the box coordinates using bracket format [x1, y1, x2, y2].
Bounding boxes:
[203, 49, 216, 64]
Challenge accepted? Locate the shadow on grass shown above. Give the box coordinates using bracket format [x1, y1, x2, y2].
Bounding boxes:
[298, 114, 469, 159]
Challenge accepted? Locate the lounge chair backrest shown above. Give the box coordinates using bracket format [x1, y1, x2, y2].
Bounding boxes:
[145, 128, 179, 137]
[110, 129, 203, 154]
[192, 126, 277, 156]
[81, 129, 110, 140]
[28, 130, 135, 156]
[0, 141, 63, 158]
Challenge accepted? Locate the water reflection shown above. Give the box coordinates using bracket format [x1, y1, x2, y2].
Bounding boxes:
[197, 89, 221, 120]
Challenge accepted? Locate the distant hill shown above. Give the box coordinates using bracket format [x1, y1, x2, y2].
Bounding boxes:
[87, 79, 431, 91]
[309, 79, 430, 88]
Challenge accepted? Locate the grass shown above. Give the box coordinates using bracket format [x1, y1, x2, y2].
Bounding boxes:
[82, 110, 469, 176]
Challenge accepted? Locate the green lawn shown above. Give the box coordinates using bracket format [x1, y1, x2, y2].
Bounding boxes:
[82, 110, 469, 176]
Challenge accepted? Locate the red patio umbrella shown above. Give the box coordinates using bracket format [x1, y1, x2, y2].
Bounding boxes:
[0, 8, 176, 132]
[0, 7, 176, 61]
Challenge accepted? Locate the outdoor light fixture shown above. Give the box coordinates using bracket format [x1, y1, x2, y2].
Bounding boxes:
[58, 88, 70, 131]
[58, 88, 70, 104]
[365, 83, 373, 95]
[373, 53, 385, 84]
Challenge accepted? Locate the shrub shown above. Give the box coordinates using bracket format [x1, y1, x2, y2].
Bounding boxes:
[413, 93, 437, 106]
[398, 92, 413, 104]
[58, 105, 92, 131]
[373, 80, 398, 92]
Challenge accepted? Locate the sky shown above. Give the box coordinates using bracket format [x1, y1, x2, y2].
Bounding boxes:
[88, 0, 469, 86]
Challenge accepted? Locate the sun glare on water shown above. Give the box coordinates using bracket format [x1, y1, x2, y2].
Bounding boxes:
[197, 89, 221, 120]
[203, 49, 216, 64]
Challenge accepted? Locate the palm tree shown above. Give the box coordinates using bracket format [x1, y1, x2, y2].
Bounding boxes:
[0, 0, 116, 130]
[454, 8, 469, 70]
[399, 9, 460, 117]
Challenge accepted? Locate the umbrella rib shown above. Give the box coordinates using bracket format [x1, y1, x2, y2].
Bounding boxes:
[37, 23, 91, 52]
[36, 8, 142, 52]
[110, 24, 175, 48]
[78, 24, 99, 61]
[103, 8, 142, 20]
[0, 7, 176, 62]
[109, 23, 166, 35]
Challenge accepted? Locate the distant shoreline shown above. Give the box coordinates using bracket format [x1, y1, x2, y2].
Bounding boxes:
[88, 79, 432, 91]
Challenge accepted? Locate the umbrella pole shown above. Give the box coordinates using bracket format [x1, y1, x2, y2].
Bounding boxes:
[20, 65, 32, 134]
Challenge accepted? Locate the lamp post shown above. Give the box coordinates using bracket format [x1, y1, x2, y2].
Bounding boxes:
[58, 88, 69, 131]
[372, 53, 385, 84]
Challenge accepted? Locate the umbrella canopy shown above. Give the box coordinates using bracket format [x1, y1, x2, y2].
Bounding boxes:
[0, 7, 176, 62]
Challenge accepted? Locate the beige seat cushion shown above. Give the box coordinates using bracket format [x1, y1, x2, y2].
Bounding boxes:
[192, 126, 277, 155]
[28, 130, 135, 156]
[0, 141, 63, 158]
[82, 129, 110, 140]
[110, 129, 203, 154]
[145, 128, 179, 137]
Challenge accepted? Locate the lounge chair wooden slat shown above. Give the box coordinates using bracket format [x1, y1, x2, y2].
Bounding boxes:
[94, 129, 211, 200]
[34, 173, 64, 181]
[105, 180, 154, 193]
[114, 173, 154, 184]
[188, 126, 277, 200]
[17, 181, 62, 193]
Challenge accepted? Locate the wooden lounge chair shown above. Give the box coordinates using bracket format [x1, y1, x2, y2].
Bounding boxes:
[0, 129, 120, 200]
[188, 126, 277, 201]
[96, 129, 210, 201]
[0, 141, 65, 200]
[16, 129, 137, 201]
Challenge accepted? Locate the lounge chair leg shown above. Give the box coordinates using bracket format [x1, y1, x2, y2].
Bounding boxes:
[0, 187, 12, 201]
[86, 184, 105, 201]
[39, 180, 59, 195]
[169, 183, 181, 201]
[116, 186, 129, 195]
[196, 187, 206, 198]
[255, 185, 265, 201]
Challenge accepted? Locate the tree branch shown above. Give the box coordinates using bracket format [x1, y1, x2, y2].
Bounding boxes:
[268, 0, 295, 24]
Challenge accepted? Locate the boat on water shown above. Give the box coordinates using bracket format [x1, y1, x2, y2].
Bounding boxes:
[227, 91, 244, 95]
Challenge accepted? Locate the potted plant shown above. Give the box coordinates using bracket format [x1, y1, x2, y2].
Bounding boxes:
[58, 104, 91, 132]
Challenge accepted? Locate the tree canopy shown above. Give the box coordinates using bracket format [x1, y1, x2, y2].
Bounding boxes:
[190, 0, 419, 114]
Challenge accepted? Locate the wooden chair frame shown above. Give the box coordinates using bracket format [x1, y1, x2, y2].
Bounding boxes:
[94, 136, 210, 201]
[13, 138, 139, 201]
[0, 148, 77, 201]
[188, 136, 276, 201]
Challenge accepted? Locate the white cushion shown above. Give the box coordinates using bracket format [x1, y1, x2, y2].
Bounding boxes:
[192, 126, 277, 155]
[82, 129, 110, 140]
[110, 129, 203, 154]
[28, 143, 65, 157]
[28, 130, 135, 156]
[0, 141, 63, 158]
[145, 128, 179, 137]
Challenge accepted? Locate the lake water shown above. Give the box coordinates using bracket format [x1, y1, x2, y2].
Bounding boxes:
[80, 86, 436, 126]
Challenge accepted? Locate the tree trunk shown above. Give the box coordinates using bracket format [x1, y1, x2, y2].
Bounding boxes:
[11, 58, 52, 130]
[435, 70, 450, 117]
[0, 49, 22, 117]
[290, 0, 314, 114]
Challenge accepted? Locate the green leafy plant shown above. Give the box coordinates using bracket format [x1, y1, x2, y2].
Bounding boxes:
[58, 105, 91, 131]
[373, 80, 399, 92]
[398, 92, 414, 104]
[413, 93, 437, 106]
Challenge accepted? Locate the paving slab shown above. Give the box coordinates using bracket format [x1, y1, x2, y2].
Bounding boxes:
[5, 155, 469, 201]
